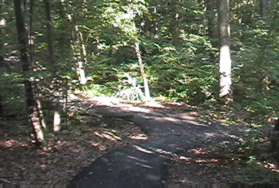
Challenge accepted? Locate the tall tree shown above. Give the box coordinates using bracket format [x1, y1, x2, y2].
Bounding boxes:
[14, 0, 44, 145]
[43, 0, 62, 132]
[61, 0, 88, 85]
[0, 57, 6, 116]
[73, 24, 88, 85]
[205, 0, 218, 42]
[260, 0, 273, 18]
[43, 0, 55, 69]
[134, 41, 151, 100]
[0, 1, 5, 116]
[218, 0, 232, 99]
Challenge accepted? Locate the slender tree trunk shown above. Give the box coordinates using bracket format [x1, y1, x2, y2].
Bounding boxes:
[43, 0, 55, 68]
[260, 0, 273, 18]
[169, 1, 180, 44]
[0, 2, 5, 116]
[205, 0, 218, 42]
[134, 42, 151, 101]
[218, 0, 232, 99]
[64, 6, 88, 85]
[28, 0, 34, 62]
[29, 0, 46, 130]
[35, 98, 46, 129]
[64, 1, 88, 85]
[0, 57, 4, 116]
[14, 0, 44, 145]
[73, 25, 88, 85]
[0, 97, 2, 116]
[43, 0, 62, 132]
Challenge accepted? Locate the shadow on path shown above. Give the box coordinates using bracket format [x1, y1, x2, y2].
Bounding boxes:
[67, 100, 260, 188]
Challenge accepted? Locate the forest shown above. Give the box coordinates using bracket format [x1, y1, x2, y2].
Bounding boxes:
[0, 0, 279, 187]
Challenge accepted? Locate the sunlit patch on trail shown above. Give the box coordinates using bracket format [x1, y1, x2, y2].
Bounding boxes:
[133, 145, 154, 154]
[129, 133, 148, 140]
[94, 130, 122, 142]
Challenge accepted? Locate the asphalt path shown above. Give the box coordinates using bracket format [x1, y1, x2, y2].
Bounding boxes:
[67, 102, 245, 188]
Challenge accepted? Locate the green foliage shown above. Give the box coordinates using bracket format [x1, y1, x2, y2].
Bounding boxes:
[140, 35, 218, 104]
[0, 73, 25, 115]
[1, 1, 279, 183]
[1, 0, 278, 126]
[232, 10, 279, 118]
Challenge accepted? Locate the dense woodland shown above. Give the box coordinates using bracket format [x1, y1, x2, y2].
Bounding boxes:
[0, 0, 279, 186]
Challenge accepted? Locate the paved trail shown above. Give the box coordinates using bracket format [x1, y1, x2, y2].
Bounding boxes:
[68, 101, 245, 188]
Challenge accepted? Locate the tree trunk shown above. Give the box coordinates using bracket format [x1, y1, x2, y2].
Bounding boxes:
[64, 6, 88, 85]
[14, 0, 44, 145]
[205, 0, 218, 42]
[169, 1, 180, 44]
[260, 0, 273, 18]
[218, 0, 232, 98]
[0, 57, 4, 116]
[43, 0, 55, 68]
[28, 0, 34, 62]
[29, 0, 46, 130]
[0, 1, 6, 116]
[73, 25, 88, 85]
[0, 96, 2, 116]
[43, 0, 62, 132]
[62, 1, 88, 85]
[134, 42, 151, 101]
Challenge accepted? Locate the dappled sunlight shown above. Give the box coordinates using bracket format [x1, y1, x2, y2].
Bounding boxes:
[222, 132, 245, 143]
[152, 147, 176, 157]
[204, 132, 218, 138]
[178, 156, 223, 165]
[0, 99, 147, 186]
[0, 18, 6, 27]
[125, 106, 153, 113]
[0, 139, 29, 149]
[90, 141, 107, 151]
[137, 145, 181, 160]
[88, 96, 196, 115]
[189, 148, 209, 156]
[264, 162, 279, 173]
[150, 115, 206, 128]
[174, 148, 234, 166]
[133, 145, 154, 154]
[128, 155, 153, 169]
[2, 0, 278, 186]
[128, 155, 149, 164]
[129, 133, 148, 140]
[177, 112, 199, 120]
[134, 161, 153, 169]
[94, 130, 122, 142]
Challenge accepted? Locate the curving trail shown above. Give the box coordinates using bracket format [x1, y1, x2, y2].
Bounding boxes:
[67, 100, 246, 188]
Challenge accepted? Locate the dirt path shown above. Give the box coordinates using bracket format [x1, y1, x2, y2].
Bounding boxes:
[68, 98, 248, 188]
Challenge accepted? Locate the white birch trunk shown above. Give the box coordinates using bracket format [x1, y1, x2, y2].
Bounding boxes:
[219, 0, 232, 98]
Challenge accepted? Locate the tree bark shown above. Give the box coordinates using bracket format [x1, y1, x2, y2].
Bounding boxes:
[0, 1, 4, 115]
[205, 0, 218, 42]
[43, 0, 62, 132]
[260, 0, 273, 18]
[218, 0, 232, 98]
[63, 3, 88, 85]
[43, 0, 55, 68]
[134, 42, 151, 101]
[73, 25, 88, 85]
[0, 57, 4, 116]
[14, 0, 44, 145]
